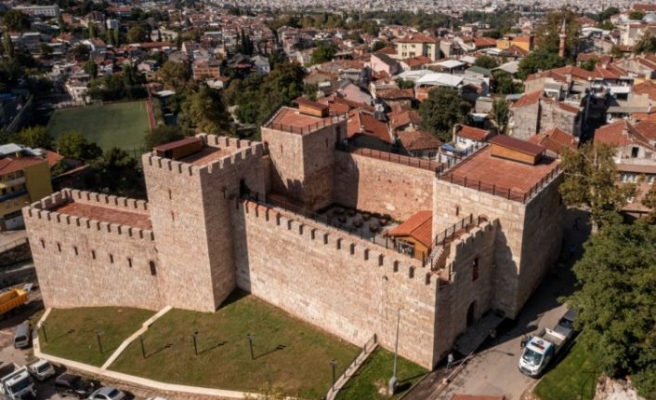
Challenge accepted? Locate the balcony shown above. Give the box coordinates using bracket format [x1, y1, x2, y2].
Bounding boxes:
[0, 177, 26, 189]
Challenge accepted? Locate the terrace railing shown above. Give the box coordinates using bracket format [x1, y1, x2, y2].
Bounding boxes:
[266, 114, 346, 135]
[336, 144, 443, 173]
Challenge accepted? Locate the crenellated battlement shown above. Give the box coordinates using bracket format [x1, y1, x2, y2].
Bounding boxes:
[238, 200, 438, 287]
[143, 153, 196, 176]
[196, 137, 265, 176]
[23, 189, 154, 241]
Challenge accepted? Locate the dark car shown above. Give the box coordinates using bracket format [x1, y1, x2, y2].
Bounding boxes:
[54, 373, 95, 398]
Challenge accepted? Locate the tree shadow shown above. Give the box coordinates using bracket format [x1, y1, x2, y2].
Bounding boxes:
[253, 344, 287, 360]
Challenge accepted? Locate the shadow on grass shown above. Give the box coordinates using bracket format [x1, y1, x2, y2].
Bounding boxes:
[145, 343, 173, 358]
[217, 290, 249, 310]
[254, 344, 287, 360]
[399, 371, 428, 384]
[198, 341, 228, 356]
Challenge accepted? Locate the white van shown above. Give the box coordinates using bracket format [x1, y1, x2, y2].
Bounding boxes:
[13, 322, 30, 349]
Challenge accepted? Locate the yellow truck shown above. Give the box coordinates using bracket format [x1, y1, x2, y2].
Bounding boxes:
[0, 287, 29, 319]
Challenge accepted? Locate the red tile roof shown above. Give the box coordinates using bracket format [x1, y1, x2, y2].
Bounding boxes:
[376, 88, 414, 100]
[389, 210, 433, 248]
[397, 34, 439, 44]
[633, 80, 656, 101]
[594, 119, 653, 149]
[512, 90, 543, 109]
[473, 37, 497, 48]
[388, 110, 422, 130]
[0, 155, 46, 176]
[402, 55, 432, 68]
[44, 150, 65, 168]
[457, 125, 492, 142]
[347, 110, 391, 143]
[490, 135, 546, 156]
[396, 129, 442, 151]
[527, 128, 577, 155]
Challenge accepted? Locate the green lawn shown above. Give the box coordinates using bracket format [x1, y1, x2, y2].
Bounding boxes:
[39, 307, 155, 367]
[534, 334, 598, 400]
[335, 347, 427, 400]
[109, 292, 360, 399]
[47, 101, 150, 152]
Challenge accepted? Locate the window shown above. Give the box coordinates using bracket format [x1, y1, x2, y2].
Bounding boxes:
[56, 242, 61, 252]
[91, 250, 96, 260]
[73, 246, 78, 256]
[40, 239, 45, 249]
[127, 258, 133, 267]
[168, 189, 172, 200]
[631, 147, 640, 158]
[109, 254, 114, 264]
[472, 257, 479, 281]
[149, 261, 157, 276]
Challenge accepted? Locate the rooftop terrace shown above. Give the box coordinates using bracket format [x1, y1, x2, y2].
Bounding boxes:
[265, 107, 346, 135]
[439, 146, 560, 203]
[52, 201, 152, 230]
[177, 146, 235, 166]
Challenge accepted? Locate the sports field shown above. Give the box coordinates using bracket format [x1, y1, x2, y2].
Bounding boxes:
[47, 101, 152, 152]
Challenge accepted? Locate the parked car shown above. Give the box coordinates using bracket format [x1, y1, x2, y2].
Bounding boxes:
[26, 359, 55, 381]
[88, 386, 126, 400]
[54, 373, 95, 398]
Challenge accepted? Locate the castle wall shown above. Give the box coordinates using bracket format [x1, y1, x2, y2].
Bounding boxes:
[143, 136, 265, 312]
[22, 191, 162, 310]
[434, 221, 498, 358]
[231, 200, 439, 369]
[333, 152, 435, 221]
[433, 180, 527, 318]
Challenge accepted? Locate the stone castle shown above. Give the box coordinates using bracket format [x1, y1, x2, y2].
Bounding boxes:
[23, 101, 564, 369]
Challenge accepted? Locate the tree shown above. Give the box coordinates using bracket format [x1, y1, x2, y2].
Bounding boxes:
[158, 60, 191, 92]
[88, 23, 96, 39]
[57, 131, 102, 160]
[635, 32, 656, 54]
[559, 142, 635, 229]
[395, 78, 415, 89]
[419, 87, 472, 142]
[3, 10, 30, 32]
[533, 8, 581, 59]
[610, 45, 624, 59]
[180, 85, 231, 135]
[127, 25, 148, 44]
[517, 49, 566, 80]
[568, 220, 656, 399]
[598, 6, 620, 22]
[310, 43, 338, 65]
[629, 11, 645, 20]
[491, 70, 521, 94]
[92, 148, 140, 193]
[488, 98, 510, 135]
[84, 59, 98, 79]
[371, 41, 386, 52]
[3, 32, 14, 59]
[13, 126, 53, 149]
[473, 55, 499, 69]
[143, 125, 184, 149]
[580, 58, 597, 71]
[39, 43, 54, 59]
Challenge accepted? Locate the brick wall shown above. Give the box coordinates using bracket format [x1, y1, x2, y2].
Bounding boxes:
[23, 192, 162, 310]
[510, 103, 540, 141]
[231, 200, 439, 369]
[333, 152, 435, 221]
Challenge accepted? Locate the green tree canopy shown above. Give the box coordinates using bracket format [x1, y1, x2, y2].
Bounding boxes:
[491, 70, 522, 94]
[127, 25, 148, 44]
[635, 32, 656, 54]
[57, 131, 102, 160]
[629, 11, 645, 20]
[158, 60, 191, 92]
[310, 43, 338, 65]
[580, 58, 598, 71]
[568, 220, 656, 399]
[517, 49, 566, 80]
[180, 85, 231, 135]
[473, 55, 499, 69]
[92, 147, 140, 194]
[559, 142, 635, 228]
[533, 8, 581, 59]
[144, 125, 184, 149]
[3, 10, 30, 32]
[13, 126, 53, 149]
[598, 7, 620, 22]
[488, 98, 510, 135]
[371, 41, 387, 52]
[419, 87, 472, 142]
[84, 59, 98, 79]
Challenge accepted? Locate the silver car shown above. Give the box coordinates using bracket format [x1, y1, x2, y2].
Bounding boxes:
[88, 386, 126, 400]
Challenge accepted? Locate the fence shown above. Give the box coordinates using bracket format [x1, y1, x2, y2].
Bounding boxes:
[245, 196, 426, 263]
[324, 334, 378, 400]
[439, 166, 560, 204]
[265, 114, 346, 135]
[336, 144, 443, 173]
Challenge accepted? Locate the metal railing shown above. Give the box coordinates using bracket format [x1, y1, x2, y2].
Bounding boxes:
[439, 166, 561, 204]
[430, 214, 486, 249]
[324, 334, 378, 400]
[336, 144, 443, 173]
[265, 114, 346, 135]
[245, 196, 427, 263]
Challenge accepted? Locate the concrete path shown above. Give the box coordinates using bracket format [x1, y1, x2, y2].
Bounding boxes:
[101, 305, 172, 370]
[327, 336, 378, 400]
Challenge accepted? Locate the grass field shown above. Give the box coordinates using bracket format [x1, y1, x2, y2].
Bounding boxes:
[533, 333, 598, 400]
[39, 307, 155, 367]
[47, 101, 151, 152]
[109, 291, 360, 399]
[335, 347, 427, 400]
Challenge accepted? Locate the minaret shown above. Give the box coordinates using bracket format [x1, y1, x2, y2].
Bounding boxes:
[558, 19, 567, 58]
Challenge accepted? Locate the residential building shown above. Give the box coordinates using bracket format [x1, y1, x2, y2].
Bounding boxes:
[397, 34, 440, 61]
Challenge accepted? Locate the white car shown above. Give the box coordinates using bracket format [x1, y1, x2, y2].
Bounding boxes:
[26, 359, 55, 381]
[88, 386, 126, 400]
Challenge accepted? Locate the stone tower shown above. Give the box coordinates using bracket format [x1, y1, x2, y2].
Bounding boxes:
[143, 136, 265, 312]
[559, 19, 567, 58]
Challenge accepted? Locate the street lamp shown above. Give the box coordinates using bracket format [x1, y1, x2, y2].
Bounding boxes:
[95, 330, 103, 354]
[192, 331, 199, 356]
[330, 359, 337, 386]
[139, 335, 146, 359]
[388, 308, 401, 395]
[247, 333, 254, 360]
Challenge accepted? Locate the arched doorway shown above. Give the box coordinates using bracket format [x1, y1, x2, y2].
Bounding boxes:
[467, 301, 476, 328]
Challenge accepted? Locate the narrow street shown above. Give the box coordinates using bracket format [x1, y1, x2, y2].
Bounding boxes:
[407, 209, 589, 400]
